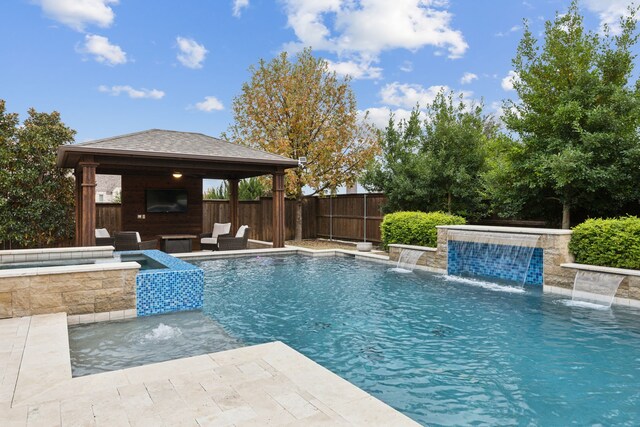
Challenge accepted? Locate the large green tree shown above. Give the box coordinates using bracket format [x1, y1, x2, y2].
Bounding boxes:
[502, 1, 640, 228]
[227, 48, 378, 240]
[363, 91, 496, 219]
[0, 100, 76, 248]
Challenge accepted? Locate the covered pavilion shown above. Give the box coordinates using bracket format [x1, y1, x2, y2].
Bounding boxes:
[56, 129, 298, 248]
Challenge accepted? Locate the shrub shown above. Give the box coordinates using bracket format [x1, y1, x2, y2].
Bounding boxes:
[569, 216, 640, 269]
[380, 211, 466, 249]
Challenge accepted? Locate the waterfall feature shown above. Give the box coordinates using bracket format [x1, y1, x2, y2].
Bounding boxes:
[390, 249, 424, 273]
[571, 270, 625, 308]
[447, 231, 541, 286]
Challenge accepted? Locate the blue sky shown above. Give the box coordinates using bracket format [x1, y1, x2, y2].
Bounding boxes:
[1, 0, 636, 144]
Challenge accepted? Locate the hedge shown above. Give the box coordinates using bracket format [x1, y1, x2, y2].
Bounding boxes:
[569, 216, 640, 270]
[380, 211, 466, 249]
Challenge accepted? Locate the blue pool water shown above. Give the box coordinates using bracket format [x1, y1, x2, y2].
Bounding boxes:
[196, 255, 640, 426]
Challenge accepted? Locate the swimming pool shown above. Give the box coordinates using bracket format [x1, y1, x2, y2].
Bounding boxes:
[68, 255, 640, 426]
[197, 255, 640, 426]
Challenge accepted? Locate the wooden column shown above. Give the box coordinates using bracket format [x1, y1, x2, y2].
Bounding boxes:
[79, 157, 99, 246]
[228, 178, 239, 233]
[272, 171, 286, 248]
[74, 169, 83, 246]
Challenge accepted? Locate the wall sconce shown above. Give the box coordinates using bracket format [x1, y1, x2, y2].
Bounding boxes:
[172, 172, 183, 178]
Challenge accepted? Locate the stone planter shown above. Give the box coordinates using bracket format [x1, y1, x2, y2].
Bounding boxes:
[357, 242, 373, 252]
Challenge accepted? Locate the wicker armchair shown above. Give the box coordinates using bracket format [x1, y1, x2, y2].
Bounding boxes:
[200, 222, 232, 251]
[114, 232, 157, 251]
[95, 228, 115, 246]
[218, 226, 250, 251]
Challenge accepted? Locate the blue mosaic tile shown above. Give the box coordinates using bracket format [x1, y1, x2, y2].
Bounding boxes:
[447, 241, 544, 286]
[119, 250, 204, 316]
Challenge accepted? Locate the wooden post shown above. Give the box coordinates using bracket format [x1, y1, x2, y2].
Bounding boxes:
[79, 157, 98, 246]
[74, 169, 83, 246]
[272, 171, 285, 248]
[229, 178, 239, 233]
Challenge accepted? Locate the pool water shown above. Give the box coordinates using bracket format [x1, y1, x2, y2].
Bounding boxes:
[68, 311, 241, 376]
[195, 256, 640, 426]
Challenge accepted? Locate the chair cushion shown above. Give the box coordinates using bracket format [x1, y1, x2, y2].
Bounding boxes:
[235, 225, 248, 238]
[95, 228, 110, 238]
[212, 223, 231, 238]
[201, 237, 218, 245]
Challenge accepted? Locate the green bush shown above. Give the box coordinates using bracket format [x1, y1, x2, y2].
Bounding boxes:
[569, 216, 640, 269]
[380, 211, 466, 249]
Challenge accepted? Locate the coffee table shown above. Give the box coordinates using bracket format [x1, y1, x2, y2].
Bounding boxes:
[157, 234, 196, 254]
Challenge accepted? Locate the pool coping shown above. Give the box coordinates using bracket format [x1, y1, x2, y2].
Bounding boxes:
[0, 313, 419, 426]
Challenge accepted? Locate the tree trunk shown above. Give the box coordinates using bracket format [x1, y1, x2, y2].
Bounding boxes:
[562, 198, 571, 229]
[295, 198, 303, 241]
[447, 192, 452, 214]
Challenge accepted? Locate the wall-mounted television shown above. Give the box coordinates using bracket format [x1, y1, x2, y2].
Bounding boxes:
[146, 189, 188, 213]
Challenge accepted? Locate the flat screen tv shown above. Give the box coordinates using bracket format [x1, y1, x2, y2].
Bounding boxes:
[146, 189, 188, 213]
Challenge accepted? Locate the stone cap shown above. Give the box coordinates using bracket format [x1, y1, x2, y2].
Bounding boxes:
[388, 244, 437, 252]
[561, 263, 640, 277]
[437, 225, 572, 235]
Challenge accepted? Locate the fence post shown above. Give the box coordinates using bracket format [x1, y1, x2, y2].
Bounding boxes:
[363, 193, 367, 242]
[329, 196, 333, 241]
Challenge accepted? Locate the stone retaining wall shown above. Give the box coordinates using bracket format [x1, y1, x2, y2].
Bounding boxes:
[389, 226, 576, 288]
[0, 265, 138, 319]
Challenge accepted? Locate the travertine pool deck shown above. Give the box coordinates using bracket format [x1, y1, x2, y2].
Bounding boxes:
[0, 313, 418, 426]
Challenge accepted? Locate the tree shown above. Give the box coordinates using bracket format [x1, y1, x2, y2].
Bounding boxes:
[503, 0, 640, 228]
[203, 177, 270, 200]
[362, 91, 496, 219]
[0, 100, 76, 248]
[227, 48, 378, 240]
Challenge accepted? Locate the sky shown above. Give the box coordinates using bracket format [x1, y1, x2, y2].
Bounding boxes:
[1, 0, 637, 145]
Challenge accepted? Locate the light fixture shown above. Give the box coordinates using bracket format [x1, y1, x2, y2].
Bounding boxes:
[172, 172, 183, 178]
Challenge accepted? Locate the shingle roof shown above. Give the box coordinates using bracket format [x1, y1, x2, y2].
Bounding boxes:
[58, 129, 298, 167]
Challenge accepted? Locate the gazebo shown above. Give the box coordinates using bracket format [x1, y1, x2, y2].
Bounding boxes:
[57, 129, 299, 248]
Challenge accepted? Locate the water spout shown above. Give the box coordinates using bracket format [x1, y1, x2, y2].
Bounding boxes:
[570, 270, 625, 308]
[389, 248, 424, 273]
[143, 323, 183, 342]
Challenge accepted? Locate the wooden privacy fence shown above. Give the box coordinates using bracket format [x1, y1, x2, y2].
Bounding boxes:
[96, 193, 386, 243]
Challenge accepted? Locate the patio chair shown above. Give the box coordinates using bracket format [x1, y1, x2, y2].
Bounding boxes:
[95, 228, 115, 246]
[114, 232, 157, 251]
[200, 222, 231, 251]
[218, 225, 250, 251]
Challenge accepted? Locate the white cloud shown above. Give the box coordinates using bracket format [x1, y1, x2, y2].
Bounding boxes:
[359, 107, 426, 130]
[460, 72, 478, 85]
[495, 25, 521, 37]
[380, 82, 449, 109]
[194, 96, 224, 112]
[78, 34, 127, 65]
[501, 70, 519, 91]
[98, 85, 165, 99]
[281, 0, 468, 79]
[584, 0, 636, 34]
[176, 37, 208, 69]
[327, 59, 382, 79]
[34, 0, 118, 31]
[399, 61, 413, 72]
[233, 0, 249, 17]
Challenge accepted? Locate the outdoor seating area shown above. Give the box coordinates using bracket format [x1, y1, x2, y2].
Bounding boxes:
[95, 222, 251, 254]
